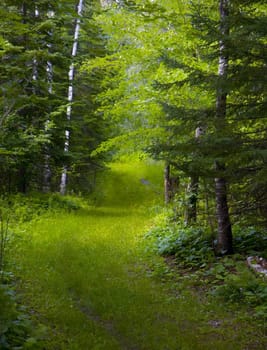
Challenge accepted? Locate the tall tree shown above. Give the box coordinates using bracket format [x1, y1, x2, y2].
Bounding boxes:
[214, 0, 233, 254]
[60, 0, 84, 195]
[0, 0, 108, 195]
[87, 0, 266, 237]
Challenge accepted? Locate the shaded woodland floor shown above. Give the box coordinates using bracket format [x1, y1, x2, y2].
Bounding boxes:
[8, 161, 267, 349]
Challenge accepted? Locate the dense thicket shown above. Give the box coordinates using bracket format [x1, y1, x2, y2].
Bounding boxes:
[0, 0, 107, 194]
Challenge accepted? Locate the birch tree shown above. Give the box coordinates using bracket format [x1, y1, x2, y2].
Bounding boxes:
[42, 10, 54, 193]
[60, 0, 84, 195]
[214, 0, 233, 254]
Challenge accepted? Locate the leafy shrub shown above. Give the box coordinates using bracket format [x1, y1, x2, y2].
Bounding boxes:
[233, 226, 267, 258]
[211, 268, 267, 317]
[0, 278, 46, 349]
[6, 194, 82, 223]
[47, 194, 82, 211]
[145, 222, 215, 268]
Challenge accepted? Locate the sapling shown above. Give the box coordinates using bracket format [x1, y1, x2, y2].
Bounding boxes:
[0, 210, 10, 281]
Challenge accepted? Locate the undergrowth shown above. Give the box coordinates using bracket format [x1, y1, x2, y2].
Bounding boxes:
[145, 212, 267, 325]
[0, 272, 46, 349]
[8, 193, 84, 223]
[0, 193, 86, 349]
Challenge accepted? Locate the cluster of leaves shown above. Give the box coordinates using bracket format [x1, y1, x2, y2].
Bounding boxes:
[145, 219, 215, 268]
[211, 267, 267, 318]
[146, 216, 267, 266]
[0, 273, 46, 349]
[233, 226, 267, 258]
[6, 194, 83, 223]
[145, 215, 267, 322]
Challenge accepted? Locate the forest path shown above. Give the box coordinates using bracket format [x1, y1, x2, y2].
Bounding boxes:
[13, 162, 256, 349]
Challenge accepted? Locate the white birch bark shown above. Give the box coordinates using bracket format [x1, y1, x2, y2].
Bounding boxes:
[42, 11, 55, 192]
[214, 0, 233, 254]
[100, 0, 113, 7]
[32, 7, 39, 85]
[33, 6, 52, 191]
[60, 0, 84, 195]
[42, 60, 53, 192]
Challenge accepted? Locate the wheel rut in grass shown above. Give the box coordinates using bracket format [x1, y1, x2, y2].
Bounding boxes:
[71, 295, 139, 350]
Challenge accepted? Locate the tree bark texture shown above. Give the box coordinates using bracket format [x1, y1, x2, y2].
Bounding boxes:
[184, 127, 203, 225]
[164, 164, 179, 205]
[164, 163, 171, 204]
[215, 168, 233, 254]
[185, 175, 199, 225]
[60, 0, 84, 195]
[215, 0, 233, 254]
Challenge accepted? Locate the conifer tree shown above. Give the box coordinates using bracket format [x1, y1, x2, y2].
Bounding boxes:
[0, 0, 108, 194]
[87, 0, 267, 245]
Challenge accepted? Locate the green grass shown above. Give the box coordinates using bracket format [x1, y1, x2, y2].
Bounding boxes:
[9, 160, 267, 349]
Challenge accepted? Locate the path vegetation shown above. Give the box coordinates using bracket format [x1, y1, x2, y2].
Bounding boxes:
[2, 160, 266, 349]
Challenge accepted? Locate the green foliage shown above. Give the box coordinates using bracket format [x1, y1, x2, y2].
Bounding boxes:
[146, 216, 267, 264]
[211, 268, 267, 317]
[0, 276, 46, 349]
[0, 0, 109, 195]
[145, 221, 215, 268]
[233, 226, 267, 258]
[0, 209, 10, 274]
[87, 0, 267, 233]
[9, 194, 83, 223]
[145, 211, 267, 325]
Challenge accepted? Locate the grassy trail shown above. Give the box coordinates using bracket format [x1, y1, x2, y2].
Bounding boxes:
[12, 162, 265, 349]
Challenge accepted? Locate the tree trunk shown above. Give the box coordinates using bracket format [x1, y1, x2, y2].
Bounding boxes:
[164, 163, 171, 204]
[42, 24, 54, 192]
[18, 166, 27, 193]
[185, 175, 198, 225]
[164, 163, 179, 204]
[185, 127, 203, 225]
[215, 170, 233, 254]
[60, 0, 84, 195]
[215, 0, 233, 255]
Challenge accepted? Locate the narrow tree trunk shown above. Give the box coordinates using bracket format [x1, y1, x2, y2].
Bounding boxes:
[164, 163, 171, 204]
[215, 165, 233, 254]
[60, 0, 84, 195]
[164, 163, 179, 204]
[185, 127, 203, 225]
[185, 175, 199, 225]
[32, 6, 39, 86]
[33, 5, 52, 193]
[42, 28, 54, 192]
[18, 166, 27, 193]
[215, 0, 233, 255]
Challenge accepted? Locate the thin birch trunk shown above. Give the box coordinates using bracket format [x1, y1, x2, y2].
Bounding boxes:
[33, 5, 51, 192]
[32, 6, 39, 85]
[60, 0, 84, 195]
[42, 60, 53, 192]
[185, 175, 199, 225]
[164, 163, 171, 204]
[185, 127, 203, 225]
[42, 9, 55, 193]
[214, 0, 233, 254]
